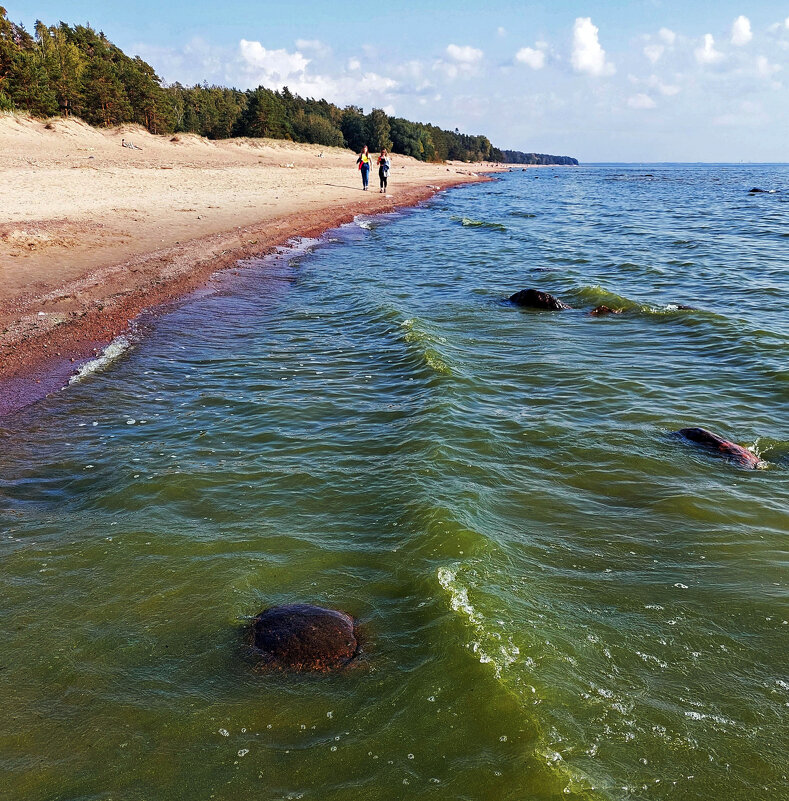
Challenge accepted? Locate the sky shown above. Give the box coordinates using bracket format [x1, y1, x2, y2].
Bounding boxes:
[7, 1, 789, 161]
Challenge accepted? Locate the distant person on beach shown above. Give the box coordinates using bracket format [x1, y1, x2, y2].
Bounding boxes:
[357, 146, 372, 190]
[377, 148, 391, 193]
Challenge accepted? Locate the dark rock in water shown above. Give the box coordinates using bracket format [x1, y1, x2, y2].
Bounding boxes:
[674, 304, 696, 310]
[509, 288, 571, 310]
[676, 427, 763, 469]
[250, 604, 359, 672]
[589, 305, 624, 316]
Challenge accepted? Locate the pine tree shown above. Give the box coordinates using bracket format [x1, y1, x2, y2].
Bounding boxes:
[365, 108, 391, 152]
[81, 55, 130, 126]
[0, 7, 19, 109]
[340, 107, 365, 151]
[236, 87, 291, 139]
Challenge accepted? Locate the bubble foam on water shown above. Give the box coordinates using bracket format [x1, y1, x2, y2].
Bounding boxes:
[68, 336, 132, 385]
[437, 565, 520, 677]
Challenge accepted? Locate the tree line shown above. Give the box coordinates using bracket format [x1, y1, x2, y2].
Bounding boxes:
[501, 150, 578, 165]
[0, 9, 577, 165]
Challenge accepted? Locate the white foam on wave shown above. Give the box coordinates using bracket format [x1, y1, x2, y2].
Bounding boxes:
[68, 336, 132, 385]
[437, 565, 520, 677]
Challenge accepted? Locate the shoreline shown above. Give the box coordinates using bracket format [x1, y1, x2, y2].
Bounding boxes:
[0, 175, 491, 417]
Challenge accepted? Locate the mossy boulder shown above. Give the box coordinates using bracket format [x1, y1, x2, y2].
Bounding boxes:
[250, 604, 359, 672]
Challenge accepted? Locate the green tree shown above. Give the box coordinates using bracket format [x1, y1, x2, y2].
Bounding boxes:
[80, 55, 130, 126]
[340, 106, 365, 151]
[365, 107, 391, 152]
[291, 109, 344, 147]
[121, 57, 173, 133]
[7, 47, 56, 115]
[0, 7, 14, 102]
[49, 24, 85, 117]
[235, 86, 291, 139]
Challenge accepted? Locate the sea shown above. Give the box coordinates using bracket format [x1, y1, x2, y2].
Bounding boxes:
[1, 165, 787, 801]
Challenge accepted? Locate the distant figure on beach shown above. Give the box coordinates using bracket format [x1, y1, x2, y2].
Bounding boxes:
[357, 146, 372, 190]
[377, 148, 391, 193]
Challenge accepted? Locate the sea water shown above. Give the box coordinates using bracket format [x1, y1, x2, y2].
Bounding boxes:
[1, 166, 787, 801]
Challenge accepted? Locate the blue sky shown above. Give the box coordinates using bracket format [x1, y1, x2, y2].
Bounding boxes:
[7, 1, 789, 161]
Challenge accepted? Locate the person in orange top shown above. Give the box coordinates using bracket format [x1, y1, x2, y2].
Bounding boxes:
[356, 145, 372, 190]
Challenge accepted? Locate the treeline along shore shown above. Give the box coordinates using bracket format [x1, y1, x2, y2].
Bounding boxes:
[0, 8, 577, 165]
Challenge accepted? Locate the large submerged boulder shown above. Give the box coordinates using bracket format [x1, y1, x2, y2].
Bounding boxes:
[250, 604, 359, 672]
[509, 288, 571, 310]
[676, 427, 764, 469]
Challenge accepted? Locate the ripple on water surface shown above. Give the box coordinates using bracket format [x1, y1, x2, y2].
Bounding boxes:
[1, 165, 788, 801]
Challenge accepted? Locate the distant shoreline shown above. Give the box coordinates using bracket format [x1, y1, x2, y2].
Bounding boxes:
[0, 116, 508, 416]
[581, 162, 789, 166]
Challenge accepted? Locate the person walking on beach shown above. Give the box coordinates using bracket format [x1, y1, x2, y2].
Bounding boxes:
[357, 146, 372, 190]
[377, 148, 391, 193]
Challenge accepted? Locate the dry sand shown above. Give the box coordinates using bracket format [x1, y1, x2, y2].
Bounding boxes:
[0, 114, 504, 413]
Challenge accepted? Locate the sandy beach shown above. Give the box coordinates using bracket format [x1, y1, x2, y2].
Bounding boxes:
[0, 114, 502, 414]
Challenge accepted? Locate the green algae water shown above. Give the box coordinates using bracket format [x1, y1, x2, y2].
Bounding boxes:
[1, 166, 788, 801]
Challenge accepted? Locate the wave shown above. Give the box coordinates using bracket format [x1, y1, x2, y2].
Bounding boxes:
[753, 437, 789, 467]
[570, 285, 707, 316]
[400, 317, 452, 375]
[452, 215, 507, 231]
[436, 562, 602, 795]
[67, 335, 132, 385]
[568, 285, 639, 311]
[509, 211, 537, 218]
[437, 564, 520, 678]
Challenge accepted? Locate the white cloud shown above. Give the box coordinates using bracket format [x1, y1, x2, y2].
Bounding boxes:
[295, 39, 330, 56]
[235, 39, 405, 108]
[713, 99, 768, 127]
[695, 34, 723, 65]
[515, 47, 545, 69]
[628, 93, 656, 109]
[659, 28, 676, 45]
[644, 27, 676, 64]
[446, 44, 483, 64]
[629, 72, 680, 96]
[731, 16, 752, 46]
[133, 37, 230, 86]
[435, 44, 483, 79]
[655, 81, 680, 96]
[756, 55, 781, 78]
[644, 74, 681, 96]
[239, 40, 310, 82]
[497, 27, 507, 37]
[434, 61, 459, 79]
[571, 17, 614, 76]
